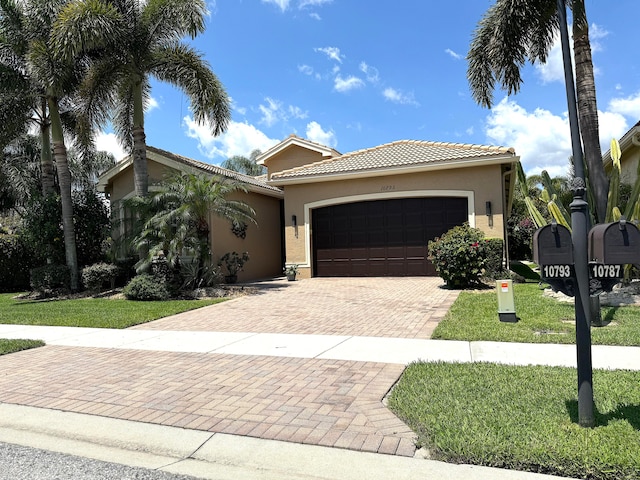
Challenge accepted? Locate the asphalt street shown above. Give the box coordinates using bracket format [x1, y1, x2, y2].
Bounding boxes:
[0, 442, 205, 480]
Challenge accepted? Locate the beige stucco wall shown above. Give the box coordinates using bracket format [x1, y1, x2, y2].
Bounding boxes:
[281, 165, 506, 279]
[105, 158, 283, 282]
[210, 191, 282, 282]
[620, 145, 640, 185]
[265, 146, 327, 179]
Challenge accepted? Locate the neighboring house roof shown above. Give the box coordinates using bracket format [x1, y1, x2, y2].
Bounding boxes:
[97, 146, 283, 198]
[603, 121, 640, 167]
[268, 139, 517, 185]
[256, 134, 341, 165]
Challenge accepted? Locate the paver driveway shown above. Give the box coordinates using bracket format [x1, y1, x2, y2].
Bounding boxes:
[132, 277, 458, 338]
[0, 277, 459, 457]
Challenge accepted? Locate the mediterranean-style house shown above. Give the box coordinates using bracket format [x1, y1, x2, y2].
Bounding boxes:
[97, 136, 519, 281]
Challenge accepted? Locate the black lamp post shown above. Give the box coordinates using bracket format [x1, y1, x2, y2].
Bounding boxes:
[556, 0, 595, 427]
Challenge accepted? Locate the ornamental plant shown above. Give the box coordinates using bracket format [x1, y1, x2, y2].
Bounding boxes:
[428, 223, 488, 288]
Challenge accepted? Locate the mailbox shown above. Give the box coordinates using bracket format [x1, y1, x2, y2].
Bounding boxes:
[533, 224, 575, 297]
[588, 220, 640, 266]
[533, 224, 574, 266]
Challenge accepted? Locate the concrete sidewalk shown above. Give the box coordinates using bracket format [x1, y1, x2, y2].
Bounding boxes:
[0, 403, 575, 480]
[1, 324, 639, 370]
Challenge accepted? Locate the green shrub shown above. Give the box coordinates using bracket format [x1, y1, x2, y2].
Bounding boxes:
[0, 234, 36, 292]
[123, 274, 169, 301]
[483, 238, 507, 280]
[30, 264, 70, 293]
[428, 223, 487, 288]
[81, 263, 119, 291]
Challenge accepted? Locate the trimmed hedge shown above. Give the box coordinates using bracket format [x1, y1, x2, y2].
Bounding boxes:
[30, 264, 70, 293]
[484, 238, 507, 280]
[123, 274, 170, 301]
[81, 263, 119, 292]
[0, 234, 36, 292]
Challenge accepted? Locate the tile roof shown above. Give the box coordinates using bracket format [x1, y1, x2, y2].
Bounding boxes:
[147, 146, 282, 194]
[270, 139, 516, 180]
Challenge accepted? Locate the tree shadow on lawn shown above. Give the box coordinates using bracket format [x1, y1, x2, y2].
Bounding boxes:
[566, 399, 640, 429]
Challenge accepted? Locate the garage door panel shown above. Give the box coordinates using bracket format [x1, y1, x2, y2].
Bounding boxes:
[312, 197, 468, 277]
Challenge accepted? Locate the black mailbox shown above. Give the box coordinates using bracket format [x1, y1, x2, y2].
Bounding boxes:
[533, 224, 575, 297]
[533, 224, 574, 266]
[588, 220, 640, 266]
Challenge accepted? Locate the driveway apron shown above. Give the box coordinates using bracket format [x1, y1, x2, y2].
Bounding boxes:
[0, 278, 459, 457]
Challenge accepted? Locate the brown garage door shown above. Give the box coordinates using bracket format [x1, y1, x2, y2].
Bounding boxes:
[312, 197, 468, 277]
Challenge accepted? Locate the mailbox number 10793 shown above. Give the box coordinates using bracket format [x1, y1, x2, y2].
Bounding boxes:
[542, 265, 571, 278]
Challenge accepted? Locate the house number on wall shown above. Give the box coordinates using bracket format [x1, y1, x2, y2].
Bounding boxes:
[381, 185, 396, 191]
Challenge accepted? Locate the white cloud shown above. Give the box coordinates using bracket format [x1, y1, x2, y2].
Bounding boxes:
[485, 98, 572, 177]
[360, 61, 379, 83]
[484, 97, 630, 177]
[466, 126, 475, 136]
[299, 0, 332, 7]
[184, 117, 279, 160]
[145, 96, 159, 113]
[445, 48, 463, 60]
[334, 75, 364, 93]
[535, 37, 565, 84]
[298, 64, 314, 76]
[608, 92, 640, 120]
[259, 97, 282, 127]
[288, 105, 308, 119]
[306, 121, 336, 147]
[382, 87, 418, 106]
[261, 0, 291, 11]
[315, 46, 343, 63]
[309, 12, 321, 20]
[95, 132, 127, 161]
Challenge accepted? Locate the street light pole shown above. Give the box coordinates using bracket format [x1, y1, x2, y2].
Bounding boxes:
[556, 0, 594, 427]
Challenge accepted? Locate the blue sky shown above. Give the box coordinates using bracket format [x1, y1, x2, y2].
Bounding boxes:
[96, 0, 640, 177]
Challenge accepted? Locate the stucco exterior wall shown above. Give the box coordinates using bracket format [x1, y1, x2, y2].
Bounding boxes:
[620, 145, 640, 185]
[210, 191, 283, 282]
[105, 158, 283, 282]
[265, 146, 327, 179]
[281, 165, 505, 279]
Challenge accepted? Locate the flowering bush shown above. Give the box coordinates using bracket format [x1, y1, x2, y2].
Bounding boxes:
[428, 223, 488, 288]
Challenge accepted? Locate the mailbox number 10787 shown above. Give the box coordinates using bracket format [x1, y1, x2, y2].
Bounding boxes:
[591, 264, 621, 278]
[542, 265, 571, 278]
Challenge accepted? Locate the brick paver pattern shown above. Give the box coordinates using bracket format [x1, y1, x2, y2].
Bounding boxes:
[132, 277, 458, 338]
[0, 346, 415, 456]
[0, 278, 459, 457]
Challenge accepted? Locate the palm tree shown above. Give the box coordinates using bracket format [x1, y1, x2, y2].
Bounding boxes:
[134, 172, 256, 285]
[52, 0, 231, 198]
[221, 150, 266, 176]
[467, 0, 608, 223]
[0, 0, 86, 290]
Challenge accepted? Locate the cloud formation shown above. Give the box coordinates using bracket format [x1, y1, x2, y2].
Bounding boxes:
[315, 46, 343, 63]
[306, 121, 337, 147]
[95, 132, 127, 161]
[445, 48, 463, 60]
[184, 117, 279, 161]
[383, 87, 419, 106]
[334, 75, 365, 93]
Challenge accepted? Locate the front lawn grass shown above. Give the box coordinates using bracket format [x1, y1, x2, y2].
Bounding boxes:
[432, 282, 640, 346]
[388, 362, 640, 480]
[0, 293, 224, 329]
[0, 339, 45, 355]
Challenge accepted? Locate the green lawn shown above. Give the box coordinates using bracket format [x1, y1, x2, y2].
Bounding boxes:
[432, 282, 640, 346]
[388, 362, 640, 480]
[0, 339, 44, 355]
[0, 293, 224, 329]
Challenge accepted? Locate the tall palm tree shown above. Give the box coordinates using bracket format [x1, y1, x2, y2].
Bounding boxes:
[52, 0, 231, 198]
[467, 0, 608, 223]
[134, 172, 256, 283]
[0, 0, 86, 290]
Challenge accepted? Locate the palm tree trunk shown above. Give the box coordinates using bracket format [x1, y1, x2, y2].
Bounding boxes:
[39, 99, 55, 196]
[48, 96, 79, 291]
[573, 23, 608, 224]
[132, 80, 148, 197]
